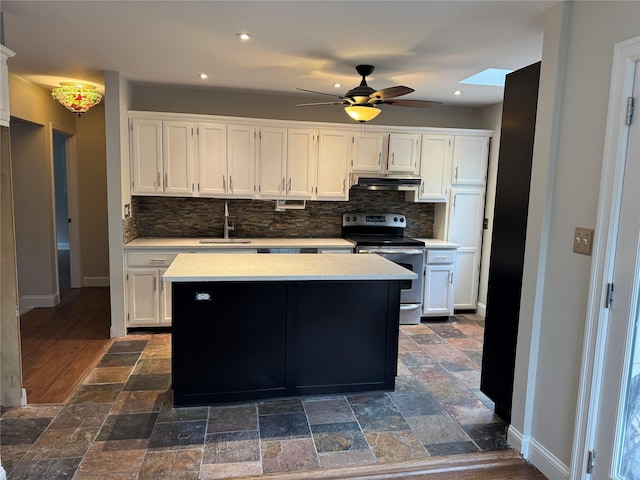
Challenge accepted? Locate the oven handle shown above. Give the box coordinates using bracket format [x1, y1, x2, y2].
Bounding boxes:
[400, 303, 421, 311]
[358, 248, 424, 255]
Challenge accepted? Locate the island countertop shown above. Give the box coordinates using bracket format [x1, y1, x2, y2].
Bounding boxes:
[163, 253, 417, 282]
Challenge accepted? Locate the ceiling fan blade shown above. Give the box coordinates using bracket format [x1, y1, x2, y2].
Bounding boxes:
[294, 101, 345, 107]
[370, 86, 414, 100]
[296, 88, 344, 99]
[382, 99, 443, 108]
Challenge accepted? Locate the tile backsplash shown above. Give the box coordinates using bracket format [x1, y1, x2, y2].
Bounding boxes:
[128, 190, 434, 242]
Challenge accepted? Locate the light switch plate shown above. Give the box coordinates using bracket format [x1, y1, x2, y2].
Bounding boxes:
[574, 227, 594, 255]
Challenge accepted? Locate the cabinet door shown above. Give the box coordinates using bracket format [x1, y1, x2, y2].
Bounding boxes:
[350, 132, 383, 172]
[130, 118, 163, 194]
[127, 269, 159, 326]
[447, 187, 485, 309]
[419, 134, 453, 202]
[316, 129, 349, 200]
[287, 128, 316, 199]
[258, 127, 287, 198]
[160, 272, 172, 326]
[227, 125, 256, 198]
[423, 264, 454, 316]
[388, 133, 420, 174]
[198, 122, 227, 196]
[163, 121, 193, 195]
[451, 136, 489, 185]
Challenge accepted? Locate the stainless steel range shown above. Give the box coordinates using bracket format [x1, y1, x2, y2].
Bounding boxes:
[342, 213, 425, 325]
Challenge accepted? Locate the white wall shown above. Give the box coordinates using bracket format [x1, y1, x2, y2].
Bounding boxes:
[477, 102, 503, 316]
[512, 2, 640, 478]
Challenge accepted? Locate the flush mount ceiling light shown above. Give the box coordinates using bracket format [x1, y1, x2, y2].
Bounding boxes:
[199, 73, 209, 79]
[51, 82, 103, 116]
[344, 105, 381, 123]
[236, 32, 252, 41]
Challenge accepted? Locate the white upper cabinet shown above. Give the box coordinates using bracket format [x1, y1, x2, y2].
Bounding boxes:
[316, 129, 350, 200]
[198, 122, 227, 196]
[258, 127, 288, 198]
[162, 121, 194, 195]
[130, 118, 163, 194]
[451, 135, 489, 185]
[388, 133, 420, 174]
[286, 128, 316, 199]
[226, 125, 256, 198]
[350, 132, 383, 172]
[417, 134, 453, 202]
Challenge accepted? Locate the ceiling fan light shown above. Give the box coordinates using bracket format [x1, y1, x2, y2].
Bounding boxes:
[345, 105, 381, 123]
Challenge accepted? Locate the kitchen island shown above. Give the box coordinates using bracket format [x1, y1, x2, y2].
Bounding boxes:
[163, 253, 416, 406]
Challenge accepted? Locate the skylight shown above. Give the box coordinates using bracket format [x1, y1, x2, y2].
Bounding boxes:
[459, 68, 513, 87]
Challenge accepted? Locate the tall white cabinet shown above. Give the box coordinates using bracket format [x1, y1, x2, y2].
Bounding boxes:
[433, 135, 490, 310]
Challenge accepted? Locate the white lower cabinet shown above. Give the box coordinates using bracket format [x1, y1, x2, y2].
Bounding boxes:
[422, 248, 457, 317]
[126, 251, 177, 327]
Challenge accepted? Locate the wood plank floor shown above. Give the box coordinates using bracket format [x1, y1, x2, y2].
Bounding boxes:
[19, 286, 112, 404]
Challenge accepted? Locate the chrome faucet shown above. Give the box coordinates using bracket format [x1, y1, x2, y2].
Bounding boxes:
[223, 201, 235, 239]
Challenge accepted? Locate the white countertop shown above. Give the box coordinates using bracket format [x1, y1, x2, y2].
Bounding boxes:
[163, 253, 417, 282]
[125, 237, 355, 249]
[417, 239, 460, 249]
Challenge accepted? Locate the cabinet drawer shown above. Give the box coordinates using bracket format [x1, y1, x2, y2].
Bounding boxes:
[127, 251, 178, 267]
[425, 249, 456, 264]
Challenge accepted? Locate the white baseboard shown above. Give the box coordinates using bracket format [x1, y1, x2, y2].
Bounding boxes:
[476, 301, 487, 317]
[19, 293, 59, 315]
[83, 276, 110, 287]
[509, 425, 570, 480]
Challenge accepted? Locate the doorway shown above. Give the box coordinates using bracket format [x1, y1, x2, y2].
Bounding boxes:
[574, 36, 640, 479]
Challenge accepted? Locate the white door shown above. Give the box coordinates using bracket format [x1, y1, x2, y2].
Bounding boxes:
[351, 132, 383, 172]
[227, 125, 256, 197]
[316, 130, 349, 200]
[198, 122, 227, 196]
[423, 264, 454, 315]
[287, 128, 316, 199]
[258, 127, 287, 198]
[163, 121, 193, 195]
[127, 269, 158, 326]
[451, 136, 489, 185]
[590, 56, 640, 480]
[130, 118, 162, 194]
[447, 187, 485, 309]
[388, 133, 420, 173]
[419, 134, 453, 201]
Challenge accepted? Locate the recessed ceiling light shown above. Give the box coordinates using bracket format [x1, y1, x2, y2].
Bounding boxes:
[459, 68, 512, 87]
[236, 32, 252, 41]
[333, 83, 342, 88]
[453, 90, 462, 96]
[199, 73, 209, 80]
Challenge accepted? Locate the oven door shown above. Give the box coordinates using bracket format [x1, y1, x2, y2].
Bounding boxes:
[356, 246, 424, 305]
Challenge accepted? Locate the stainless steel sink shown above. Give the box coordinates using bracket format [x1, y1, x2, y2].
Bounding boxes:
[199, 239, 252, 244]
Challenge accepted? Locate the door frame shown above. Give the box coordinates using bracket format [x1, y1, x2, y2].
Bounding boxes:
[50, 123, 82, 290]
[571, 35, 640, 479]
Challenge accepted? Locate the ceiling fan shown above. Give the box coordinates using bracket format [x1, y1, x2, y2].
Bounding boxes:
[295, 64, 442, 122]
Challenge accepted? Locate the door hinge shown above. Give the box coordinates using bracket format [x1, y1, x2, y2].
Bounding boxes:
[16, 306, 20, 317]
[626, 97, 634, 125]
[586, 449, 595, 474]
[605, 283, 614, 308]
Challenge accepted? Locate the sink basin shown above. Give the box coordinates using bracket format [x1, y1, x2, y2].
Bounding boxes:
[199, 239, 252, 244]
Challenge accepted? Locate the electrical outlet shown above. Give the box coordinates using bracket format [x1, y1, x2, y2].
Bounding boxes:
[573, 227, 594, 255]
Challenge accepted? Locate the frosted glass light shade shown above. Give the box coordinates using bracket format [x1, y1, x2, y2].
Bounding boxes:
[344, 105, 381, 122]
[51, 83, 103, 115]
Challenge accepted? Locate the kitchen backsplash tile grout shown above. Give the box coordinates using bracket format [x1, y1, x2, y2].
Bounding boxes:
[126, 190, 434, 242]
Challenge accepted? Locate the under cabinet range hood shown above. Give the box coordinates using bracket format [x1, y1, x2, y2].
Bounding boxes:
[350, 174, 421, 191]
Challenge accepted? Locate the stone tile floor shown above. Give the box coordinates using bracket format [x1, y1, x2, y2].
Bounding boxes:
[1, 314, 509, 479]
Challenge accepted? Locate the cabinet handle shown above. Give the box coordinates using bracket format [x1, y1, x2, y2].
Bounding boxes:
[222, 176, 226, 193]
[153, 277, 156, 292]
[156, 172, 160, 189]
[287, 177, 291, 193]
[343, 178, 346, 193]
[391, 152, 395, 165]
[164, 173, 168, 189]
[452, 194, 457, 207]
[378, 152, 381, 166]
[149, 259, 166, 263]
[454, 165, 459, 181]
[449, 271, 454, 285]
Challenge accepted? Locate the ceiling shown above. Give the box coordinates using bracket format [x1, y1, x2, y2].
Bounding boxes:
[1, 1, 556, 107]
